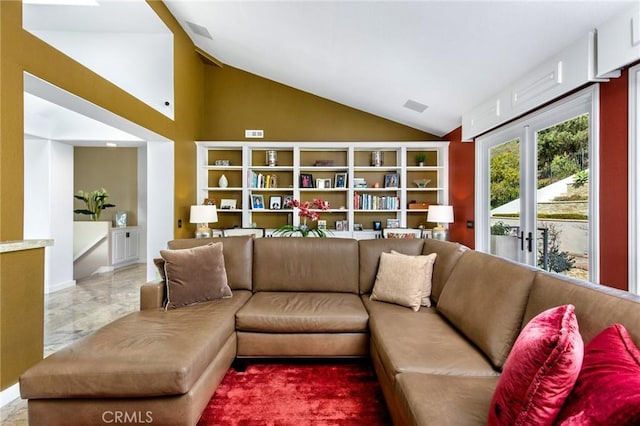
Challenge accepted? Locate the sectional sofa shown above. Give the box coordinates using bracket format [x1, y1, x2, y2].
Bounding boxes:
[20, 236, 640, 425]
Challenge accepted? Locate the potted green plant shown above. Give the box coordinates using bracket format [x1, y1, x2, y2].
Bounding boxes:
[74, 188, 116, 221]
[415, 153, 427, 167]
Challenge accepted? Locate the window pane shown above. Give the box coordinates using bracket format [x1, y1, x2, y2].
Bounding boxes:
[536, 113, 589, 280]
[489, 138, 520, 260]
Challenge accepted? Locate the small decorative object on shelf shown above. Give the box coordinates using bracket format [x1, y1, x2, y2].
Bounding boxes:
[371, 151, 384, 167]
[114, 211, 127, 227]
[214, 159, 231, 166]
[384, 173, 399, 188]
[273, 198, 330, 237]
[218, 174, 228, 188]
[415, 153, 427, 166]
[413, 179, 431, 188]
[74, 188, 116, 221]
[266, 150, 278, 166]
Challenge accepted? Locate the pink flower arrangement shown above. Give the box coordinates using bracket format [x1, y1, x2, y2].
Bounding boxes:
[274, 198, 331, 237]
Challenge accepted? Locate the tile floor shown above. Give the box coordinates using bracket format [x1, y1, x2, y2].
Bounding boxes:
[1, 264, 148, 426]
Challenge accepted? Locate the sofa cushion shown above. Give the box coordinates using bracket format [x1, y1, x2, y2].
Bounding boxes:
[236, 292, 369, 333]
[524, 271, 640, 347]
[556, 323, 640, 426]
[358, 239, 425, 294]
[20, 291, 252, 399]
[437, 250, 536, 369]
[488, 305, 583, 426]
[364, 297, 498, 378]
[167, 236, 254, 291]
[421, 239, 468, 304]
[370, 251, 436, 311]
[253, 238, 359, 293]
[161, 242, 232, 310]
[396, 373, 499, 426]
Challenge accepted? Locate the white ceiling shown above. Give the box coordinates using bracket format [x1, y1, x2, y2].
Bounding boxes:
[164, 0, 635, 136]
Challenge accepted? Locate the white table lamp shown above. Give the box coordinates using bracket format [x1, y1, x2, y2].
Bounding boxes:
[427, 205, 454, 241]
[190, 205, 218, 238]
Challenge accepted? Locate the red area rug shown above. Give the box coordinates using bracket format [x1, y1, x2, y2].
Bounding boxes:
[197, 362, 392, 425]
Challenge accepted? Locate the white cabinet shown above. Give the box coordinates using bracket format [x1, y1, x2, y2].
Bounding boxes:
[195, 142, 449, 238]
[111, 226, 139, 266]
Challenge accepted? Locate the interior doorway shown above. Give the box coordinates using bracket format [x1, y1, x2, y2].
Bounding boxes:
[23, 73, 174, 292]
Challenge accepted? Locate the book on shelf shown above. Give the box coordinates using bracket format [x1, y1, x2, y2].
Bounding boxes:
[354, 192, 399, 210]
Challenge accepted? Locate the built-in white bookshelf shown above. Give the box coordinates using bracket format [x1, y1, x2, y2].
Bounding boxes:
[196, 141, 449, 238]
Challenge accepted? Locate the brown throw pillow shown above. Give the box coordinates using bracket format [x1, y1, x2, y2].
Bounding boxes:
[160, 242, 232, 310]
[370, 251, 436, 311]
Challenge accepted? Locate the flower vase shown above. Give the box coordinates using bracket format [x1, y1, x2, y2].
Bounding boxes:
[218, 174, 228, 188]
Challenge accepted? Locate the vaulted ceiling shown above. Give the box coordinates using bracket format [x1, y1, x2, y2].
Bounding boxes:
[164, 0, 634, 136]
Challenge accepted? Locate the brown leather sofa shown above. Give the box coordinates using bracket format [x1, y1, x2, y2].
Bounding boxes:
[20, 236, 640, 426]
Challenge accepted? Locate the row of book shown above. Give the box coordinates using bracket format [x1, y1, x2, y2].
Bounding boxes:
[249, 171, 278, 188]
[354, 193, 400, 210]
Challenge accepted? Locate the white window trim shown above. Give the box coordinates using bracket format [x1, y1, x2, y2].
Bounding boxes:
[629, 64, 640, 295]
[476, 86, 600, 282]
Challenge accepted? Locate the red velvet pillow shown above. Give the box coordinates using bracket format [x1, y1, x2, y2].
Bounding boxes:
[488, 304, 583, 426]
[555, 323, 640, 425]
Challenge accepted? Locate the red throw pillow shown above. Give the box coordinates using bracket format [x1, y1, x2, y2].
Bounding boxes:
[555, 323, 640, 425]
[488, 304, 583, 426]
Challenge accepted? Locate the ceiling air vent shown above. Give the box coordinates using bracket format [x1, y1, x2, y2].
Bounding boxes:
[403, 99, 428, 113]
[186, 20, 213, 40]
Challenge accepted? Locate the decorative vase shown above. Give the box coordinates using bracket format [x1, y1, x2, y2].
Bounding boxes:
[218, 174, 228, 188]
[371, 151, 384, 167]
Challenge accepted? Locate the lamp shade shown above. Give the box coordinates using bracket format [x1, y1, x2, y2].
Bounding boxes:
[190, 205, 218, 224]
[427, 205, 454, 224]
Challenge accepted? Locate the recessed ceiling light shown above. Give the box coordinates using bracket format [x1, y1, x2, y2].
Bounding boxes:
[403, 99, 429, 113]
[106, 142, 117, 147]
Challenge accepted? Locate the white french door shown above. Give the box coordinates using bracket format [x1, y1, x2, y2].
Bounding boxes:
[476, 87, 599, 282]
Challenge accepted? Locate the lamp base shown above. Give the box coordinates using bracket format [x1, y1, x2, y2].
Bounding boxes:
[431, 226, 449, 241]
[195, 224, 212, 239]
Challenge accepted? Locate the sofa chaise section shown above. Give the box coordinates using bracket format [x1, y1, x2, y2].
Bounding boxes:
[20, 292, 252, 426]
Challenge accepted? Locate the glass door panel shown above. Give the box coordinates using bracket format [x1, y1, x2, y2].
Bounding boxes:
[535, 113, 589, 280]
[489, 138, 521, 261]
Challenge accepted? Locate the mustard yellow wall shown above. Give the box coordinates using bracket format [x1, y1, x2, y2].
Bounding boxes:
[202, 64, 437, 142]
[0, 250, 45, 390]
[74, 147, 138, 225]
[0, 0, 204, 390]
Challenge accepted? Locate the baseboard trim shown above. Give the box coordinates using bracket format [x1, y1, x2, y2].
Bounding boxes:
[45, 279, 76, 294]
[1, 383, 20, 407]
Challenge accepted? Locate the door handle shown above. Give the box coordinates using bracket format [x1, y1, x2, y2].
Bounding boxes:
[518, 231, 524, 251]
[526, 232, 533, 252]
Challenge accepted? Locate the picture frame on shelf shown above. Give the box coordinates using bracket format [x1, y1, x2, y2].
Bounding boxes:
[317, 220, 327, 231]
[335, 173, 347, 188]
[251, 194, 265, 210]
[354, 223, 364, 231]
[300, 173, 314, 188]
[269, 196, 282, 210]
[316, 178, 332, 189]
[386, 218, 400, 228]
[384, 173, 399, 188]
[284, 195, 293, 208]
[220, 199, 237, 210]
[335, 220, 344, 231]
